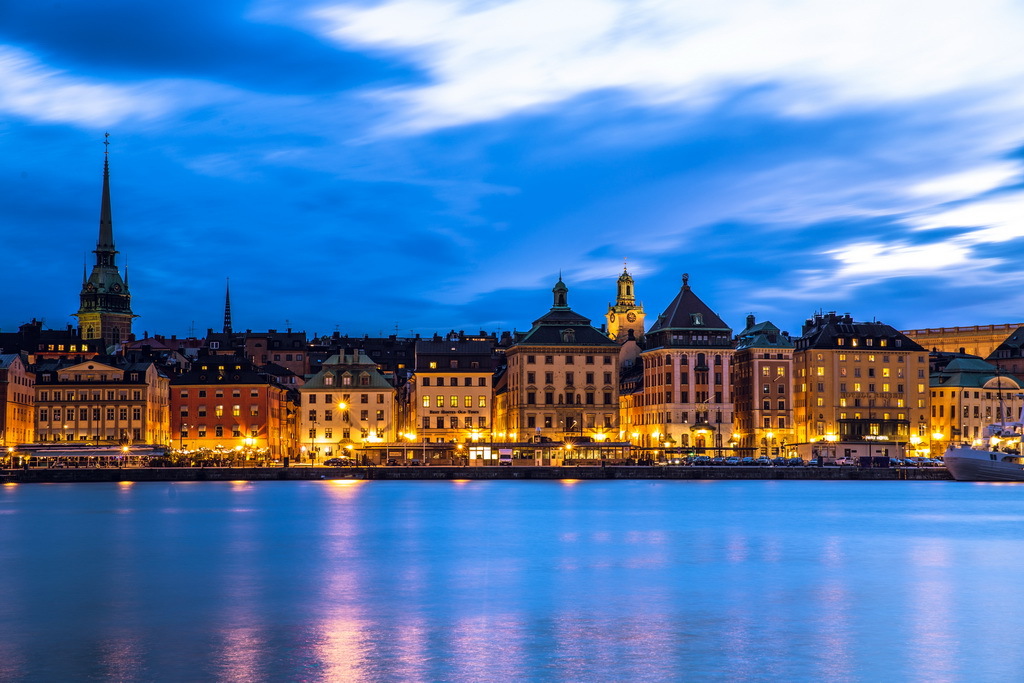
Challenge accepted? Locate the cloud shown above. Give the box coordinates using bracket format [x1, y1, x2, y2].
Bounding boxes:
[907, 162, 1022, 201]
[0, 46, 171, 125]
[311, 0, 1024, 131]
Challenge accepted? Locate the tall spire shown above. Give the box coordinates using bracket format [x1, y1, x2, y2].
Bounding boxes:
[223, 278, 233, 334]
[95, 132, 117, 263]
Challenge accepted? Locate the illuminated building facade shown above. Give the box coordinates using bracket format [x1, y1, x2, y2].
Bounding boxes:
[402, 339, 496, 444]
[298, 351, 397, 462]
[731, 315, 795, 456]
[33, 358, 169, 445]
[633, 275, 735, 450]
[170, 356, 294, 459]
[929, 357, 1022, 449]
[0, 353, 35, 447]
[794, 312, 930, 460]
[902, 323, 1023, 359]
[502, 278, 620, 442]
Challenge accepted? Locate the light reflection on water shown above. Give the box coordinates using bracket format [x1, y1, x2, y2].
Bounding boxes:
[1, 481, 1023, 681]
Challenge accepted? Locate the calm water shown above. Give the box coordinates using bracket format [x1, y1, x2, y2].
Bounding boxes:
[1, 480, 1022, 682]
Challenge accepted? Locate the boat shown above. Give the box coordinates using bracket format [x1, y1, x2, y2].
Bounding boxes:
[944, 421, 1024, 481]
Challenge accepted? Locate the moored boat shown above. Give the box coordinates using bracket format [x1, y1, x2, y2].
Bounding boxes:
[945, 418, 1024, 481]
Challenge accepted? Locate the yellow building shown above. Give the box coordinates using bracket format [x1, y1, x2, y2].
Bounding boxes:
[902, 323, 1023, 359]
[930, 357, 1022, 451]
[298, 352, 397, 463]
[33, 358, 170, 446]
[501, 278, 621, 442]
[794, 313, 930, 461]
[0, 353, 35, 448]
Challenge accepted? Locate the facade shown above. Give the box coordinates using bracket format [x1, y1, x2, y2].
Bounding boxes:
[501, 278, 621, 441]
[630, 275, 735, 450]
[74, 147, 135, 349]
[731, 315, 795, 456]
[298, 352, 397, 463]
[930, 357, 1022, 450]
[33, 358, 170, 446]
[0, 320, 103, 363]
[170, 356, 295, 460]
[606, 267, 646, 343]
[903, 323, 1023, 359]
[794, 312, 930, 460]
[207, 329, 310, 378]
[0, 353, 35, 447]
[402, 339, 496, 444]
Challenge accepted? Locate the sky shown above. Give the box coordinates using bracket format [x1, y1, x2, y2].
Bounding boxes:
[3, 0, 1024, 340]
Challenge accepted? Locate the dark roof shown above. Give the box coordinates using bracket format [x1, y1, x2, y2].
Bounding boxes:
[648, 279, 730, 334]
[514, 278, 618, 348]
[735, 318, 794, 351]
[796, 313, 924, 351]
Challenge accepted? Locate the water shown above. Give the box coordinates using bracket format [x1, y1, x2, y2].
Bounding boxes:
[1, 480, 1022, 682]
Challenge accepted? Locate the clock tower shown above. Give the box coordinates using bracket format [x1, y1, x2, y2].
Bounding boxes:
[606, 266, 645, 343]
[74, 137, 136, 350]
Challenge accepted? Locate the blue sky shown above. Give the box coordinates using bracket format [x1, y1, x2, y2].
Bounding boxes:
[3, 0, 1024, 340]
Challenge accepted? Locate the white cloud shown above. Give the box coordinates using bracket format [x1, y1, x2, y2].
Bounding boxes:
[911, 192, 1024, 244]
[310, 0, 1024, 131]
[908, 162, 1021, 201]
[0, 47, 172, 125]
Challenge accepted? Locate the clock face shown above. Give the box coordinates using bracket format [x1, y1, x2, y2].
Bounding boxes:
[626, 311, 637, 323]
[112, 284, 122, 293]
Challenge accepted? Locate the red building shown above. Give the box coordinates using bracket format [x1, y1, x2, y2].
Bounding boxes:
[170, 356, 296, 461]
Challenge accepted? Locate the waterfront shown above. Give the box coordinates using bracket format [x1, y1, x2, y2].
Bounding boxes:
[1, 480, 1022, 681]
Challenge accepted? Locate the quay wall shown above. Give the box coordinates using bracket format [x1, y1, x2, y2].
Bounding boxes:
[5, 466, 953, 484]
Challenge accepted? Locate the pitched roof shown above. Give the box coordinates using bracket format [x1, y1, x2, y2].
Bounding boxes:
[648, 278, 730, 334]
[514, 278, 618, 348]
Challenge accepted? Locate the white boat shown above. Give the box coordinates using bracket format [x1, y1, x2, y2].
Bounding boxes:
[944, 420, 1024, 481]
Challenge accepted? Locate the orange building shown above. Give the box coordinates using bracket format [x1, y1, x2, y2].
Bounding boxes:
[171, 356, 295, 460]
[0, 353, 35, 448]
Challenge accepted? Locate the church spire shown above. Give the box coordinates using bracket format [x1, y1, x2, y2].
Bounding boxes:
[223, 278, 233, 334]
[95, 132, 117, 265]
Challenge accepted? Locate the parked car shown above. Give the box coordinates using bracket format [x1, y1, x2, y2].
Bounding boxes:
[692, 456, 712, 466]
[754, 457, 773, 466]
[772, 457, 789, 466]
[787, 458, 805, 467]
[806, 458, 819, 467]
[739, 456, 756, 466]
[323, 457, 350, 467]
[724, 457, 740, 466]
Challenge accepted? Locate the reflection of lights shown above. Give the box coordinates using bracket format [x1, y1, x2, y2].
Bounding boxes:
[451, 479, 471, 484]
[118, 481, 133, 487]
[561, 479, 581, 485]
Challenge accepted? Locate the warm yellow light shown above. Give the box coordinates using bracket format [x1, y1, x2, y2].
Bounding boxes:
[456, 444, 464, 450]
[594, 432, 607, 441]
[344, 444, 354, 451]
[909, 435, 922, 445]
[652, 431, 661, 440]
[766, 431, 775, 440]
[564, 443, 573, 450]
[471, 430, 480, 442]
[509, 432, 517, 440]
[121, 446, 130, 453]
[406, 432, 417, 441]
[932, 432, 944, 441]
[824, 433, 838, 443]
[337, 402, 348, 411]
[631, 432, 640, 440]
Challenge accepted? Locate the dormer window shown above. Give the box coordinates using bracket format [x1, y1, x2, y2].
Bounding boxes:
[324, 375, 334, 386]
[691, 313, 703, 325]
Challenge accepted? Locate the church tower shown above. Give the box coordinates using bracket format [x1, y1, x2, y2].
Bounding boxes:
[75, 136, 135, 349]
[606, 265, 645, 343]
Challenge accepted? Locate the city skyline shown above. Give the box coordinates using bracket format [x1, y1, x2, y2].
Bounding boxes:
[3, 1, 1024, 338]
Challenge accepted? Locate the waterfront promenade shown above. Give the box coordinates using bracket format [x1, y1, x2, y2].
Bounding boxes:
[4, 464, 952, 483]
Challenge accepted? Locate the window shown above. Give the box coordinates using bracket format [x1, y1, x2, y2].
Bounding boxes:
[215, 425, 224, 437]
[232, 405, 241, 417]
[361, 410, 369, 420]
[464, 396, 472, 407]
[376, 410, 384, 420]
[478, 396, 486, 407]
[436, 395, 444, 407]
[215, 405, 224, 417]
[422, 396, 430, 407]
[527, 372, 536, 384]
[527, 355, 536, 364]
[450, 396, 458, 407]
[437, 377, 444, 386]
[422, 377, 431, 387]
[544, 356, 554, 364]
[308, 394, 317, 404]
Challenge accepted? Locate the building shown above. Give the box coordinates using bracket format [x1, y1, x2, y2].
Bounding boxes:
[207, 328, 310, 378]
[501, 278, 621, 442]
[606, 266, 646, 343]
[0, 353, 35, 448]
[903, 323, 1023, 359]
[794, 312, 930, 461]
[170, 355, 295, 460]
[401, 338, 497, 445]
[985, 326, 1024, 380]
[732, 315, 795, 456]
[0, 319, 103, 363]
[930, 357, 1022, 450]
[630, 275, 735, 451]
[73, 143, 136, 349]
[32, 357, 169, 446]
[298, 351, 397, 463]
